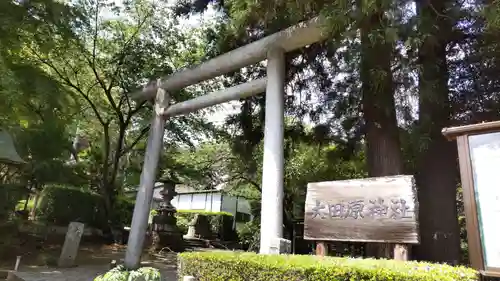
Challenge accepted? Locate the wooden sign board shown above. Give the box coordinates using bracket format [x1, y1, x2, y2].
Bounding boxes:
[304, 175, 419, 244]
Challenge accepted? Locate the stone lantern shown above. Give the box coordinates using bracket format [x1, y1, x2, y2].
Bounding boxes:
[150, 179, 184, 252]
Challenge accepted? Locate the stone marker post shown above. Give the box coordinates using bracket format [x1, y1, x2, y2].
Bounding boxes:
[269, 237, 291, 254]
[58, 222, 84, 268]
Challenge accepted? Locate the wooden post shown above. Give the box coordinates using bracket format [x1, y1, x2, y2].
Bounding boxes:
[393, 244, 409, 261]
[316, 242, 328, 256]
[14, 256, 21, 271]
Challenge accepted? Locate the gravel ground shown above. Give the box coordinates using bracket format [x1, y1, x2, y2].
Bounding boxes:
[7, 253, 178, 281]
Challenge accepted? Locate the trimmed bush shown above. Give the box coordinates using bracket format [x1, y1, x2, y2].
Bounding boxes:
[94, 265, 161, 281]
[174, 210, 235, 240]
[37, 186, 135, 228]
[179, 251, 478, 281]
[110, 195, 135, 227]
[36, 185, 105, 228]
[0, 184, 27, 221]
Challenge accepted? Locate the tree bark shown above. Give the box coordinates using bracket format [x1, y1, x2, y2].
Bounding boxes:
[359, 2, 404, 259]
[414, 0, 461, 264]
[23, 193, 30, 211]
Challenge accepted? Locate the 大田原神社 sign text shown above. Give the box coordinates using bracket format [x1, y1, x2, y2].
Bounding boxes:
[304, 175, 419, 244]
[311, 198, 414, 220]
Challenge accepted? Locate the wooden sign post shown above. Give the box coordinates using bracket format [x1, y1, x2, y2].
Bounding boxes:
[443, 121, 500, 278]
[303, 175, 419, 261]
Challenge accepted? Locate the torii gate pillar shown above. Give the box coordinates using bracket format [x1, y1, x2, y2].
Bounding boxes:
[124, 87, 170, 269]
[259, 48, 286, 254]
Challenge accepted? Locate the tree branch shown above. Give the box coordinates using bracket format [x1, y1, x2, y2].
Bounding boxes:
[29, 47, 107, 126]
[106, 7, 155, 93]
[124, 100, 147, 125]
[121, 125, 150, 157]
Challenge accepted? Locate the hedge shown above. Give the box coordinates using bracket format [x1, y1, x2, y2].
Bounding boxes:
[172, 210, 236, 240]
[36, 186, 135, 229]
[0, 184, 27, 221]
[36, 185, 106, 228]
[110, 195, 135, 227]
[178, 251, 478, 281]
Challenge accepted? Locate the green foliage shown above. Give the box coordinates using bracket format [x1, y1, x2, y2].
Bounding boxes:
[36, 185, 105, 228]
[0, 184, 27, 221]
[94, 265, 161, 281]
[235, 220, 260, 250]
[109, 195, 135, 227]
[175, 210, 233, 235]
[179, 251, 478, 281]
[176, 213, 190, 234]
[37, 186, 135, 228]
[5, 0, 219, 226]
[484, 0, 500, 30]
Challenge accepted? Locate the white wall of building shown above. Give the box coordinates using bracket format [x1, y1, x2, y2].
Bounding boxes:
[147, 187, 252, 220]
[172, 192, 223, 212]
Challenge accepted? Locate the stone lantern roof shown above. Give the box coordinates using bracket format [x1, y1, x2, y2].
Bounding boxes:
[0, 130, 25, 165]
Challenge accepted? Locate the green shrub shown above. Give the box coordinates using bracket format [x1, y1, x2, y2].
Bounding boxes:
[94, 265, 161, 281]
[175, 210, 234, 238]
[0, 184, 27, 221]
[36, 185, 105, 228]
[109, 195, 135, 227]
[179, 251, 478, 281]
[175, 212, 190, 234]
[236, 220, 260, 250]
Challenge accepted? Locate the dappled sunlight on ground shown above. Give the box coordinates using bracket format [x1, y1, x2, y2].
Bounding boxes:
[1, 242, 179, 281]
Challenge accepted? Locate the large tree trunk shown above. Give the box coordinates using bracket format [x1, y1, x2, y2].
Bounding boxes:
[359, 2, 404, 258]
[414, 0, 461, 264]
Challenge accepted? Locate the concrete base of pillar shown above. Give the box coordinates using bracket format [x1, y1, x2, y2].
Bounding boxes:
[269, 238, 291, 254]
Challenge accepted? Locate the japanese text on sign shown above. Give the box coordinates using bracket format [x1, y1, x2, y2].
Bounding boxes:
[311, 198, 414, 220]
[303, 175, 419, 244]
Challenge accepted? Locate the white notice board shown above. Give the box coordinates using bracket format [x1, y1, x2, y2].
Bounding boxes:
[469, 132, 500, 268]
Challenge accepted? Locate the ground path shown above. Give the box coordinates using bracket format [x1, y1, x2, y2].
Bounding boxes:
[1, 244, 178, 281]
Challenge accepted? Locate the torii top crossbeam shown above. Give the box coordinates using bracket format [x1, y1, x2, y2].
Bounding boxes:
[124, 16, 328, 269]
[130, 16, 326, 101]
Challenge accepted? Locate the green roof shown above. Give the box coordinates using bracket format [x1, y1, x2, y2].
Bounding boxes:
[0, 130, 25, 164]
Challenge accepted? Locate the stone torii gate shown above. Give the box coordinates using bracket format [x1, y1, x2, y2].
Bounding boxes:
[124, 17, 328, 269]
